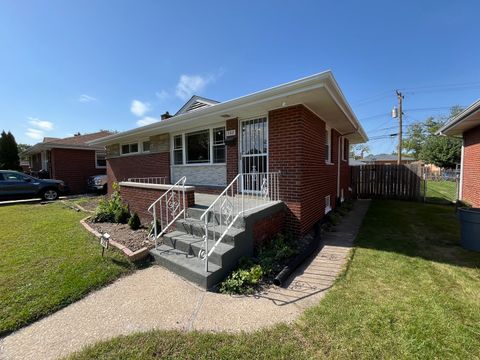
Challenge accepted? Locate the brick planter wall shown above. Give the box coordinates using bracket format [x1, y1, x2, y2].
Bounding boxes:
[51, 148, 104, 194]
[462, 124, 480, 207]
[118, 182, 195, 225]
[252, 208, 285, 248]
[107, 152, 170, 194]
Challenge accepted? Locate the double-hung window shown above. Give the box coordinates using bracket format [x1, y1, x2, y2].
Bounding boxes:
[95, 151, 106, 168]
[142, 140, 151, 152]
[121, 143, 139, 155]
[213, 127, 226, 163]
[325, 126, 332, 164]
[173, 135, 183, 165]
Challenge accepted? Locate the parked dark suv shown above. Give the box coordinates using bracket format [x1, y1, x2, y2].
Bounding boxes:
[0, 170, 68, 201]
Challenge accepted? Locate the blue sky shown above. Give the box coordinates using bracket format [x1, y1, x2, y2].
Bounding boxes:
[0, 1, 479, 154]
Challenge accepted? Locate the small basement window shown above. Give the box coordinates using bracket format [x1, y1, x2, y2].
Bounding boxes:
[95, 151, 106, 168]
[325, 126, 332, 164]
[121, 143, 139, 155]
[341, 188, 344, 202]
[325, 195, 332, 214]
[173, 135, 183, 165]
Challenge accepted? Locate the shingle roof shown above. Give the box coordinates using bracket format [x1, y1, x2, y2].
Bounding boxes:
[363, 153, 415, 161]
[43, 131, 112, 146]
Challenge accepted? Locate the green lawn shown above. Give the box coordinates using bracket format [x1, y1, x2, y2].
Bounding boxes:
[68, 201, 480, 360]
[426, 180, 458, 204]
[0, 201, 135, 336]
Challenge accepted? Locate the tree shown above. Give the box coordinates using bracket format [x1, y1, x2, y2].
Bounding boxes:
[420, 135, 461, 168]
[403, 106, 463, 166]
[0, 131, 21, 170]
[17, 143, 31, 161]
[351, 144, 370, 159]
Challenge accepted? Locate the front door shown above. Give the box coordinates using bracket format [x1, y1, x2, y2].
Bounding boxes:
[239, 117, 268, 192]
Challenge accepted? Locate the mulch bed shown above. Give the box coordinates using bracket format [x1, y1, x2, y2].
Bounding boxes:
[87, 221, 154, 252]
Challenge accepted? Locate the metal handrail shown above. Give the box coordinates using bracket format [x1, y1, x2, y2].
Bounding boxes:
[128, 176, 167, 184]
[200, 172, 280, 271]
[148, 176, 186, 248]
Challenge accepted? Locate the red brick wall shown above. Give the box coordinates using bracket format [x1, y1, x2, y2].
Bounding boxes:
[269, 105, 345, 236]
[119, 184, 195, 225]
[107, 153, 170, 194]
[253, 209, 285, 248]
[51, 148, 105, 194]
[462, 124, 480, 207]
[226, 118, 239, 186]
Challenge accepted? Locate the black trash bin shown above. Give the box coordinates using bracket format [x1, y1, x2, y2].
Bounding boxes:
[458, 208, 480, 252]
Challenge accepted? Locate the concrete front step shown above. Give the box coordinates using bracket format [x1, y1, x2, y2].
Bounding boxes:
[150, 245, 225, 289]
[174, 218, 244, 245]
[187, 206, 245, 228]
[162, 230, 237, 267]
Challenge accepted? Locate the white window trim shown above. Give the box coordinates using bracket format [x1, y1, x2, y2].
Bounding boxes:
[171, 123, 227, 166]
[95, 151, 107, 169]
[120, 142, 140, 156]
[141, 138, 151, 153]
[325, 195, 332, 214]
[325, 126, 333, 165]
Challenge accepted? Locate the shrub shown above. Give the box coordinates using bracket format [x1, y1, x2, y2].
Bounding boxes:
[219, 233, 297, 294]
[219, 263, 263, 295]
[128, 213, 141, 230]
[92, 183, 130, 224]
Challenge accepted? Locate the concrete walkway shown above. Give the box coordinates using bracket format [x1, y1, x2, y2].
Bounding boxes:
[0, 200, 370, 360]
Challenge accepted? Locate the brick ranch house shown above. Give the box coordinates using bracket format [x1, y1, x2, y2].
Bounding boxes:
[23, 131, 111, 194]
[89, 71, 368, 288]
[438, 99, 480, 208]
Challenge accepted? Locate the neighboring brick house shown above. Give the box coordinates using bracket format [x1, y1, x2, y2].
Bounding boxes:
[90, 71, 368, 237]
[362, 153, 415, 165]
[438, 99, 480, 207]
[23, 131, 111, 194]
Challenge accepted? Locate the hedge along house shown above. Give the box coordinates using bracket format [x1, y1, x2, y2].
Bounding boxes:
[22, 131, 111, 194]
[438, 99, 480, 208]
[90, 71, 368, 288]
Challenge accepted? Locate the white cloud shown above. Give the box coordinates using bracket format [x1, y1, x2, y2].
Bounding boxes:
[78, 94, 97, 103]
[26, 128, 44, 140]
[136, 116, 159, 126]
[27, 117, 54, 131]
[130, 99, 150, 117]
[175, 74, 211, 100]
[155, 90, 169, 100]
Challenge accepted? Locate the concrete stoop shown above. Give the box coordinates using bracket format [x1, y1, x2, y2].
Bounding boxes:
[150, 202, 284, 290]
[149, 205, 248, 290]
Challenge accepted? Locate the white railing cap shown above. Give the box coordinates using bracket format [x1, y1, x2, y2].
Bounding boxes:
[119, 181, 195, 191]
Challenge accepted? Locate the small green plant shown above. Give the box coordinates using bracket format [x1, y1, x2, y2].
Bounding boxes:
[93, 182, 131, 224]
[128, 212, 141, 230]
[219, 262, 263, 295]
[219, 233, 297, 294]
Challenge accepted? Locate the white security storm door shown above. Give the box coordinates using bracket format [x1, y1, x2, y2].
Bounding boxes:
[240, 117, 268, 192]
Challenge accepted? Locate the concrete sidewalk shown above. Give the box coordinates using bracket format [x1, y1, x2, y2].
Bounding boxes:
[0, 200, 370, 360]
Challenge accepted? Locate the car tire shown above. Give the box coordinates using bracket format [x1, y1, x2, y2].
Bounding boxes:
[41, 188, 59, 201]
[102, 184, 107, 194]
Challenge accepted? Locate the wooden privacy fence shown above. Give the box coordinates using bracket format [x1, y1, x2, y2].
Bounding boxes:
[351, 164, 424, 201]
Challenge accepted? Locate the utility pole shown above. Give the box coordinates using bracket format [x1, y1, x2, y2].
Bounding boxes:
[392, 91, 404, 165]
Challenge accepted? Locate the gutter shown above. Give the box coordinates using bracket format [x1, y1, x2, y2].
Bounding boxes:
[437, 99, 480, 135]
[88, 71, 368, 146]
